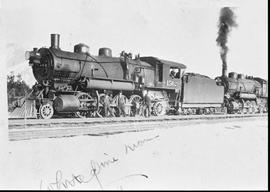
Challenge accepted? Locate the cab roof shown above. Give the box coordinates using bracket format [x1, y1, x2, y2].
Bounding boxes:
[140, 56, 187, 69]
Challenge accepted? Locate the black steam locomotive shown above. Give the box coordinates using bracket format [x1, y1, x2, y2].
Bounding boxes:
[22, 34, 267, 119]
[216, 72, 268, 114]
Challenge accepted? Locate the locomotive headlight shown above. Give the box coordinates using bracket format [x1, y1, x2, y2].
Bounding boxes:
[25, 51, 31, 60]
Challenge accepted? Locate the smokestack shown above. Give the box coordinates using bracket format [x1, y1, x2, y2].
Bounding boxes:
[50, 34, 60, 49]
[216, 7, 237, 77]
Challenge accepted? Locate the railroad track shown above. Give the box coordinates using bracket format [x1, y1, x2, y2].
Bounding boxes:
[9, 114, 268, 141]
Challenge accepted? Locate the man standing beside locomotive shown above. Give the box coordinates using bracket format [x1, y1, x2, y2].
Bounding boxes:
[104, 91, 114, 117]
[117, 91, 126, 117]
[144, 90, 152, 117]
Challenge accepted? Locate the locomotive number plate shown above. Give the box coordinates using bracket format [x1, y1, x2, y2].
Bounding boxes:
[167, 80, 177, 86]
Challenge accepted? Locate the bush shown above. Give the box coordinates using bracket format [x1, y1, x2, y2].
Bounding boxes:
[7, 72, 31, 112]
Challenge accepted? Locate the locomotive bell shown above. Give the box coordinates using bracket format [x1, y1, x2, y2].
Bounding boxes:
[74, 43, 90, 54]
[98, 47, 112, 57]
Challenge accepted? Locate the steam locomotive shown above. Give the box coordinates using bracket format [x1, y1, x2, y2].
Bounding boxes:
[23, 34, 267, 119]
[216, 73, 268, 114]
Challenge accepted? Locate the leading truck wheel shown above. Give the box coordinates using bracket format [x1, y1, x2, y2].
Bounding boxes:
[39, 103, 54, 119]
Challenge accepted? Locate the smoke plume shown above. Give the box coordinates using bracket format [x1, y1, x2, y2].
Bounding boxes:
[216, 7, 237, 77]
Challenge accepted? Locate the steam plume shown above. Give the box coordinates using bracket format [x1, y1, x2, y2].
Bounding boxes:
[216, 7, 237, 77]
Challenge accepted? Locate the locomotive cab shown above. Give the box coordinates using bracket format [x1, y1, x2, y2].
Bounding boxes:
[139, 57, 187, 115]
[140, 57, 186, 90]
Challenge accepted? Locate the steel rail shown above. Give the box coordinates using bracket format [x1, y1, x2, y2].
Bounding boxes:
[8, 114, 267, 141]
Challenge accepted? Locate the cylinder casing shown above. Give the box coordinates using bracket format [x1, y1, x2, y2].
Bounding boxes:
[53, 95, 80, 112]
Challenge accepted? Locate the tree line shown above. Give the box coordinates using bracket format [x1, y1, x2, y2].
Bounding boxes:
[7, 72, 31, 112]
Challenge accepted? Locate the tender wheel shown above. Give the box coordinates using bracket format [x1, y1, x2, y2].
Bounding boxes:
[75, 92, 94, 118]
[153, 101, 167, 116]
[129, 95, 142, 116]
[39, 103, 54, 119]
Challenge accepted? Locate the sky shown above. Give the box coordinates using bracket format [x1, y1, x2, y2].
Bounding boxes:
[0, 0, 268, 86]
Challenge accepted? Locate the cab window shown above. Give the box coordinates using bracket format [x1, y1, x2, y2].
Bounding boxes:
[158, 65, 163, 82]
[169, 67, 180, 79]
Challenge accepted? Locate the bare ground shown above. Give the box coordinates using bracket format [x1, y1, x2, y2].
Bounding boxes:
[1, 117, 268, 190]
